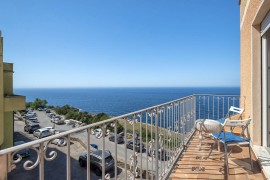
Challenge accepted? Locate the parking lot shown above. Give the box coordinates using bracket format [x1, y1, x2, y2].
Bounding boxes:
[11, 110, 164, 179]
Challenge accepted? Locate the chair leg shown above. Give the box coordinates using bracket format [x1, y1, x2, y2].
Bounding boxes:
[199, 130, 202, 150]
[224, 143, 229, 176]
[248, 143, 253, 170]
[208, 138, 217, 158]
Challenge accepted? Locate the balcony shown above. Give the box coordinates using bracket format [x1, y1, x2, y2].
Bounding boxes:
[0, 94, 265, 180]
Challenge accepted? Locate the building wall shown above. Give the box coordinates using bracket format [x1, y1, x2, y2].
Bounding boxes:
[0, 33, 25, 150]
[240, 0, 270, 145]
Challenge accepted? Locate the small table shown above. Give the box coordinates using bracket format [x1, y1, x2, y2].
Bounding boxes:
[195, 119, 223, 149]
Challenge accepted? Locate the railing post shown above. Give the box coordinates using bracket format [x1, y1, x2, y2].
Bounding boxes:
[0, 154, 8, 180]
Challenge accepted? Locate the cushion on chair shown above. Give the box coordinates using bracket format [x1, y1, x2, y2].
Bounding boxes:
[212, 132, 249, 144]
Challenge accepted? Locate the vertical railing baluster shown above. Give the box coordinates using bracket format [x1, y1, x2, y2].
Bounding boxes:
[114, 120, 117, 180]
[166, 106, 169, 172]
[132, 115, 135, 178]
[145, 111, 149, 179]
[150, 110, 153, 180]
[228, 97, 230, 115]
[217, 97, 220, 119]
[198, 96, 201, 119]
[139, 113, 142, 180]
[155, 107, 159, 179]
[212, 96, 215, 119]
[146, 111, 149, 180]
[124, 118, 127, 180]
[183, 100, 186, 145]
[223, 97, 225, 118]
[39, 142, 44, 180]
[66, 134, 71, 180]
[163, 106, 166, 176]
[208, 96, 210, 119]
[102, 125, 105, 180]
[203, 96, 206, 119]
[86, 128, 91, 180]
[175, 102, 178, 152]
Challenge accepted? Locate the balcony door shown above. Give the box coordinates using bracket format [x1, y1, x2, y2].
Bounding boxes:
[262, 15, 270, 147]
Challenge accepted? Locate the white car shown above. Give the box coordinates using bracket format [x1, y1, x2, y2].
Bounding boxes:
[51, 138, 67, 146]
[33, 128, 51, 139]
[92, 128, 102, 136]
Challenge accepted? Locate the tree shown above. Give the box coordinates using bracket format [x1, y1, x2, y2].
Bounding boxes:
[31, 98, 48, 109]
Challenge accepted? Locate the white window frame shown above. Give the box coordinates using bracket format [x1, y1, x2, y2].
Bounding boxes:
[261, 11, 270, 146]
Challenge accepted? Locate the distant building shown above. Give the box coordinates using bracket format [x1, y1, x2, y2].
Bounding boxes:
[0, 32, 25, 150]
[240, 0, 270, 147]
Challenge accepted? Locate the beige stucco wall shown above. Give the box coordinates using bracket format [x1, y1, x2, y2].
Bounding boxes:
[240, 0, 248, 22]
[240, 0, 263, 145]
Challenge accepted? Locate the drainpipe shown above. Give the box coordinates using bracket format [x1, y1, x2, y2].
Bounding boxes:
[0, 31, 4, 147]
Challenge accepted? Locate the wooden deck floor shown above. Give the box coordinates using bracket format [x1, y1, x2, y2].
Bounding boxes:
[169, 132, 265, 180]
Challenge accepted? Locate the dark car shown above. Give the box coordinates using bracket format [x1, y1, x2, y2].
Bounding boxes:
[78, 150, 114, 176]
[45, 109, 51, 113]
[108, 134, 124, 144]
[126, 140, 145, 152]
[24, 123, 40, 134]
[148, 148, 169, 161]
[13, 141, 30, 159]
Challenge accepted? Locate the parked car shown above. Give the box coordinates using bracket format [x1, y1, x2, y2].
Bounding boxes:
[27, 117, 38, 123]
[92, 128, 102, 136]
[37, 107, 43, 111]
[126, 140, 145, 152]
[78, 150, 114, 176]
[90, 144, 98, 149]
[148, 148, 169, 161]
[13, 141, 30, 159]
[51, 138, 66, 146]
[46, 109, 51, 113]
[25, 113, 36, 119]
[53, 118, 65, 125]
[49, 113, 55, 118]
[33, 128, 51, 139]
[24, 123, 40, 134]
[108, 134, 124, 144]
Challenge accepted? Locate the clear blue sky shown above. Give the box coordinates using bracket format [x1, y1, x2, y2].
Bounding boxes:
[0, 0, 240, 88]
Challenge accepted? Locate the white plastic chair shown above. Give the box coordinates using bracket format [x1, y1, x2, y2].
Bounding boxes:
[208, 118, 253, 175]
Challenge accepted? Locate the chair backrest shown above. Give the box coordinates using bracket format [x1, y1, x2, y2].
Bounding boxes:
[226, 106, 244, 120]
[223, 118, 251, 127]
[223, 118, 252, 137]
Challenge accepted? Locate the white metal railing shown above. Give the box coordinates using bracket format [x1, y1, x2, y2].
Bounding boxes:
[0, 94, 241, 180]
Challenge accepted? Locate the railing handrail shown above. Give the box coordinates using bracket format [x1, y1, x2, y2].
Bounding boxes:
[193, 94, 242, 97]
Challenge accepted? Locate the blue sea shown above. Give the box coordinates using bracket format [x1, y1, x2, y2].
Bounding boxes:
[14, 87, 240, 116]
